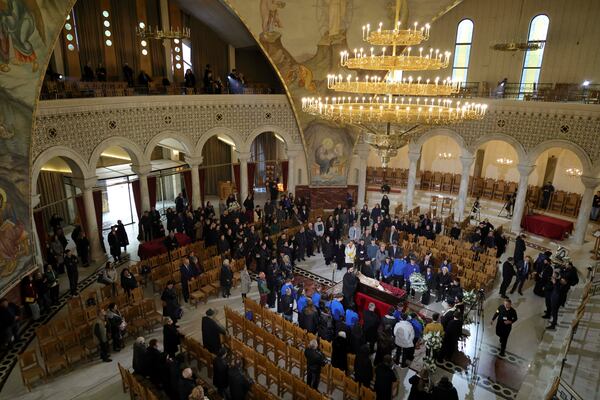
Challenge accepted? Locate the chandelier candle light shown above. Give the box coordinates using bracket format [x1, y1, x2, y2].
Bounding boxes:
[565, 167, 582, 177]
[496, 157, 514, 166]
[301, 0, 487, 167]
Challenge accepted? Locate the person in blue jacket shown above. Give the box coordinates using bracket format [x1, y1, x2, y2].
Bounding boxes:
[392, 257, 406, 288]
[440, 258, 452, 273]
[331, 294, 345, 321]
[280, 278, 294, 297]
[312, 286, 322, 309]
[297, 287, 307, 313]
[381, 257, 393, 283]
[404, 257, 421, 295]
[345, 308, 359, 328]
[408, 312, 424, 345]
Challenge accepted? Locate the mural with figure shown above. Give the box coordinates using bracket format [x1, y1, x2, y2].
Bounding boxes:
[228, 0, 396, 185]
[0, 0, 73, 293]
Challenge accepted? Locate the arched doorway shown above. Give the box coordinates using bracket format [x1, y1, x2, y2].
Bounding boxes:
[248, 131, 287, 191]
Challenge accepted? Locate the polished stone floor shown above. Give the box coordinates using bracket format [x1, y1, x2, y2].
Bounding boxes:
[2, 189, 598, 399]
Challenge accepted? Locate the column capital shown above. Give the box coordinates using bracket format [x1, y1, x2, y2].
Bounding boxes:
[580, 175, 600, 189]
[72, 177, 98, 191]
[286, 146, 303, 158]
[354, 143, 371, 159]
[408, 150, 421, 162]
[131, 164, 152, 176]
[31, 194, 41, 209]
[236, 151, 251, 162]
[185, 156, 204, 167]
[517, 164, 536, 176]
[459, 155, 475, 168]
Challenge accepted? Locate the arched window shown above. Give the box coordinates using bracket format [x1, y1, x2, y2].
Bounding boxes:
[451, 19, 474, 86]
[519, 14, 549, 97]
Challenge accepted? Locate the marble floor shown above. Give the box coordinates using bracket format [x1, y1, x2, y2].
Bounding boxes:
[2, 189, 598, 399]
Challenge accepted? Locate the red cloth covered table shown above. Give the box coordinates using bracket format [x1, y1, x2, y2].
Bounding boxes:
[137, 233, 192, 259]
[522, 214, 573, 240]
[355, 284, 407, 318]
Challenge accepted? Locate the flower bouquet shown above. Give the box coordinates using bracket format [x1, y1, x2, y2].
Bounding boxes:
[422, 331, 443, 373]
[409, 272, 427, 292]
[463, 290, 477, 306]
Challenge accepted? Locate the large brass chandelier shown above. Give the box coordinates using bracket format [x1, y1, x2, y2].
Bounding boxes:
[301, 0, 487, 167]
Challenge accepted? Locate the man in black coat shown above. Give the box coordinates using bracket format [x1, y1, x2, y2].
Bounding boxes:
[228, 358, 253, 400]
[362, 302, 380, 353]
[220, 259, 233, 298]
[179, 257, 195, 303]
[374, 355, 397, 400]
[64, 250, 79, 295]
[491, 298, 518, 356]
[145, 339, 166, 387]
[178, 367, 196, 400]
[513, 234, 526, 264]
[201, 309, 225, 354]
[342, 267, 358, 308]
[107, 226, 121, 263]
[559, 262, 579, 306]
[499, 257, 515, 298]
[544, 272, 567, 330]
[510, 256, 531, 295]
[304, 339, 327, 389]
[212, 348, 229, 397]
[164, 231, 180, 253]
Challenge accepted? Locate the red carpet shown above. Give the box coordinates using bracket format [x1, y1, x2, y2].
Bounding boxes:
[522, 213, 573, 240]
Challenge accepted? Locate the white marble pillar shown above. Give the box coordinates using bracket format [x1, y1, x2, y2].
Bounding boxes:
[456, 155, 475, 220]
[405, 150, 421, 211]
[74, 177, 104, 261]
[237, 151, 251, 202]
[132, 164, 152, 213]
[185, 156, 203, 210]
[572, 176, 600, 245]
[31, 194, 43, 266]
[286, 148, 302, 194]
[355, 144, 370, 206]
[510, 164, 535, 233]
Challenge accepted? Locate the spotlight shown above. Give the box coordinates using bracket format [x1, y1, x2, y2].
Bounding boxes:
[582, 80, 590, 87]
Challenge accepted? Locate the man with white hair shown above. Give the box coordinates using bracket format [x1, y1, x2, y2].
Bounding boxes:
[178, 367, 195, 400]
[304, 339, 327, 389]
[132, 337, 146, 375]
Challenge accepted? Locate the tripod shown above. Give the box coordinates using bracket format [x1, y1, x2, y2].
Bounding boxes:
[464, 290, 485, 384]
[470, 206, 481, 222]
[497, 200, 513, 218]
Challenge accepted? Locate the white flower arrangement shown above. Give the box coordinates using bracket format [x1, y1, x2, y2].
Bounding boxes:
[409, 272, 427, 292]
[227, 201, 241, 212]
[422, 331, 443, 351]
[463, 290, 477, 305]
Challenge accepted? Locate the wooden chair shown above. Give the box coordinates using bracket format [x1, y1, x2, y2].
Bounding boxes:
[67, 296, 83, 314]
[420, 170, 433, 190]
[40, 341, 69, 375]
[330, 367, 346, 394]
[51, 317, 71, 338]
[141, 298, 163, 330]
[19, 349, 45, 391]
[360, 385, 376, 400]
[563, 193, 580, 216]
[346, 353, 356, 377]
[320, 339, 332, 360]
[550, 191, 566, 212]
[432, 172, 443, 191]
[482, 178, 495, 199]
[344, 376, 360, 400]
[254, 352, 269, 383]
[77, 325, 97, 358]
[274, 338, 288, 368]
[319, 363, 332, 393]
[62, 331, 87, 365]
[278, 369, 294, 397]
[293, 378, 309, 400]
[35, 324, 57, 347]
[287, 345, 305, 377]
[265, 361, 280, 391]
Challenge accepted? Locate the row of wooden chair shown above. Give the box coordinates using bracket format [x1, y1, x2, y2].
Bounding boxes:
[188, 259, 245, 306]
[117, 363, 161, 400]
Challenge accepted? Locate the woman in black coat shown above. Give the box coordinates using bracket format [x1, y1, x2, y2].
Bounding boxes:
[331, 331, 349, 372]
[161, 281, 180, 322]
[116, 220, 129, 252]
[322, 236, 334, 265]
[354, 344, 374, 388]
[300, 302, 319, 334]
[162, 317, 182, 357]
[335, 240, 346, 271]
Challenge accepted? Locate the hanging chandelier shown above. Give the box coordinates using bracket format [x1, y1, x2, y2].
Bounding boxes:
[301, 0, 487, 167]
[495, 157, 514, 166]
[565, 167, 582, 177]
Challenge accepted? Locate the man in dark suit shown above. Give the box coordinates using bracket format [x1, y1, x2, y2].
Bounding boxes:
[511, 256, 531, 295]
[499, 257, 515, 298]
[491, 298, 518, 356]
[201, 309, 226, 354]
[163, 231, 179, 252]
[180, 257, 194, 303]
[388, 241, 403, 260]
[513, 234, 526, 264]
[342, 267, 358, 308]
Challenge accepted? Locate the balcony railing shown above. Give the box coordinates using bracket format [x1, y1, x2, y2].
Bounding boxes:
[452, 81, 600, 103]
[39, 79, 284, 100]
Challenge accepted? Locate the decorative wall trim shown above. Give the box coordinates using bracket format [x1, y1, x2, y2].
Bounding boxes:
[33, 94, 303, 169]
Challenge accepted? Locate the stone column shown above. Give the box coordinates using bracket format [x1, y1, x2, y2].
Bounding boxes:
[286, 148, 302, 194]
[405, 150, 421, 211]
[237, 151, 251, 202]
[456, 155, 475, 220]
[510, 164, 535, 233]
[355, 144, 370, 206]
[31, 194, 43, 266]
[132, 164, 152, 213]
[185, 156, 203, 210]
[73, 177, 104, 261]
[572, 176, 600, 245]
